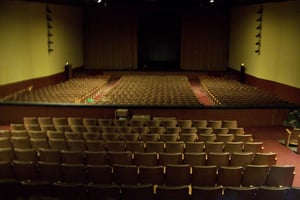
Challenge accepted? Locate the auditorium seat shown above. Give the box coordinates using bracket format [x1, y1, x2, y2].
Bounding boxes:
[266, 165, 295, 187]
[14, 148, 38, 162]
[133, 152, 157, 166]
[158, 152, 182, 165]
[191, 165, 217, 186]
[222, 186, 257, 200]
[138, 165, 164, 185]
[217, 166, 243, 187]
[230, 152, 254, 167]
[38, 161, 62, 182]
[183, 152, 206, 166]
[242, 164, 269, 187]
[206, 152, 230, 167]
[113, 164, 138, 185]
[191, 186, 223, 200]
[184, 142, 205, 153]
[165, 164, 191, 186]
[121, 184, 154, 200]
[256, 186, 289, 200]
[156, 185, 190, 200]
[86, 164, 113, 184]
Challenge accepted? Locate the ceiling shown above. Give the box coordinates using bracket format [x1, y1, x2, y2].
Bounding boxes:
[23, 0, 290, 7]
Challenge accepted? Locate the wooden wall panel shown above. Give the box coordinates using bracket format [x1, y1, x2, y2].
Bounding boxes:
[181, 9, 229, 71]
[84, 7, 138, 70]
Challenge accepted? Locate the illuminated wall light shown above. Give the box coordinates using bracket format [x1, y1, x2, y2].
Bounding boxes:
[97, 0, 102, 3]
[209, 0, 215, 3]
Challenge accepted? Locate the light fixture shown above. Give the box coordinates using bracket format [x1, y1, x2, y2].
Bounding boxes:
[97, 0, 102, 3]
[209, 0, 215, 3]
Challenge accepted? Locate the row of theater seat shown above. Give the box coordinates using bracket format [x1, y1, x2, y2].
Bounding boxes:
[0, 135, 264, 154]
[19, 117, 240, 129]
[1, 148, 276, 167]
[1, 160, 295, 187]
[0, 129, 254, 144]
[1, 181, 299, 200]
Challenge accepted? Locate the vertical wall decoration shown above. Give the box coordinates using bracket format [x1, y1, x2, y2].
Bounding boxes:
[255, 5, 263, 55]
[47, 5, 54, 53]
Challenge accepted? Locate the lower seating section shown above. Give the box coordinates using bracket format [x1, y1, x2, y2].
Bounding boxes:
[96, 75, 201, 105]
[3, 75, 111, 103]
[199, 75, 289, 106]
[0, 116, 296, 199]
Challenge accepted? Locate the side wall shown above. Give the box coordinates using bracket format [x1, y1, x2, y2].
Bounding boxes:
[0, 1, 83, 89]
[229, 0, 300, 90]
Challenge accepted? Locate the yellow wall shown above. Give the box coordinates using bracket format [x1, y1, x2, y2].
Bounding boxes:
[0, 1, 83, 86]
[229, 0, 300, 89]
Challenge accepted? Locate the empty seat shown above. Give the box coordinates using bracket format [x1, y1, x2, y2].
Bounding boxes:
[198, 134, 216, 143]
[234, 134, 253, 142]
[243, 142, 264, 153]
[82, 118, 98, 127]
[85, 150, 109, 165]
[108, 151, 133, 165]
[159, 152, 182, 165]
[10, 137, 31, 149]
[230, 152, 254, 167]
[183, 152, 206, 166]
[120, 184, 154, 200]
[207, 120, 222, 128]
[205, 142, 224, 153]
[48, 138, 68, 150]
[85, 140, 106, 151]
[13, 160, 39, 181]
[0, 148, 15, 162]
[185, 142, 205, 153]
[223, 186, 257, 200]
[179, 133, 198, 142]
[222, 120, 238, 129]
[242, 164, 269, 187]
[113, 164, 138, 185]
[206, 152, 230, 167]
[61, 150, 85, 164]
[165, 141, 185, 153]
[38, 161, 62, 182]
[145, 141, 165, 153]
[216, 134, 234, 142]
[191, 165, 217, 186]
[86, 164, 113, 184]
[61, 163, 87, 183]
[138, 165, 164, 185]
[65, 132, 84, 140]
[67, 139, 86, 151]
[197, 127, 213, 134]
[224, 141, 244, 153]
[134, 152, 158, 166]
[191, 186, 223, 200]
[177, 120, 193, 128]
[156, 185, 190, 200]
[217, 166, 243, 187]
[11, 130, 29, 138]
[38, 148, 61, 163]
[160, 134, 179, 142]
[82, 132, 101, 140]
[141, 134, 160, 142]
[14, 148, 38, 162]
[86, 183, 120, 200]
[256, 186, 289, 200]
[266, 165, 295, 187]
[125, 141, 145, 153]
[106, 141, 125, 152]
[214, 128, 229, 135]
[165, 164, 191, 186]
[252, 152, 277, 166]
[0, 137, 12, 148]
[192, 120, 208, 128]
[28, 130, 47, 139]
